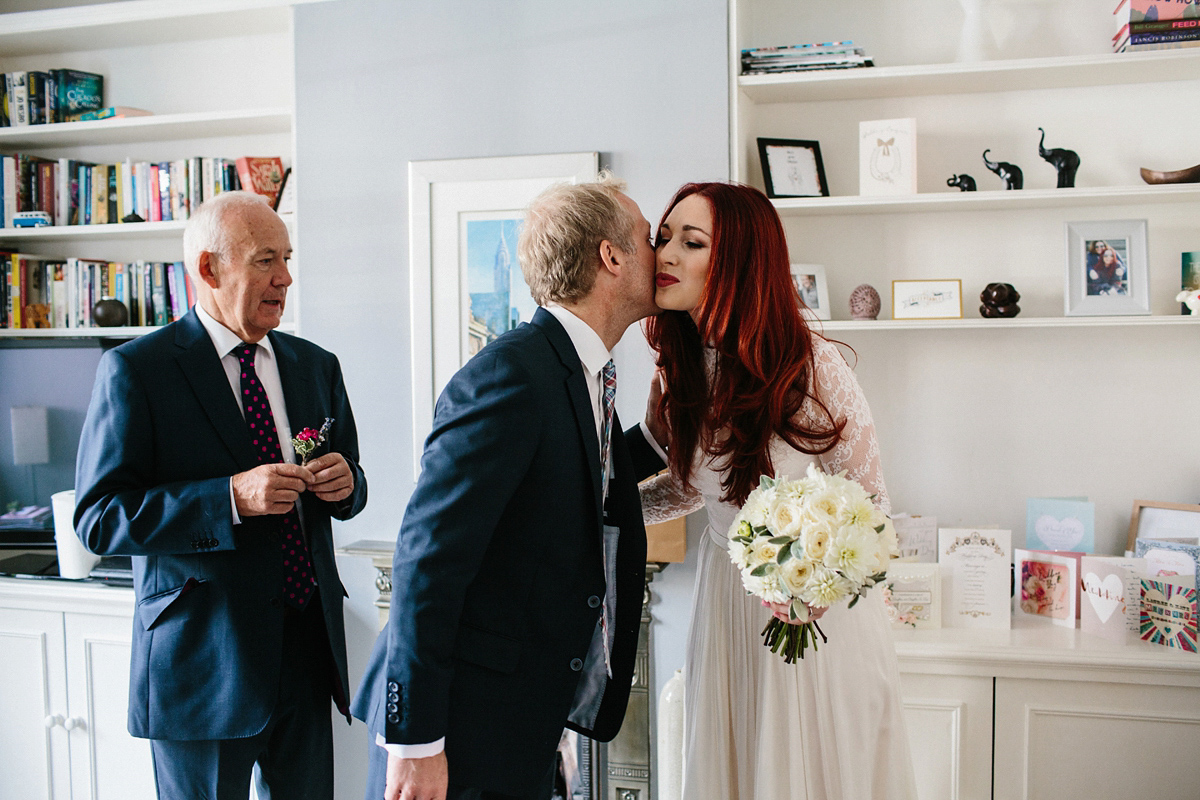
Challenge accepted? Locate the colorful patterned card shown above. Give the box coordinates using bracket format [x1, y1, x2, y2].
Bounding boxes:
[883, 562, 940, 629]
[1080, 556, 1145, 643]
[1135, 539, 1199, 589]
[1140, 578, 1198, 653]
[1016, 549, 1078, 628]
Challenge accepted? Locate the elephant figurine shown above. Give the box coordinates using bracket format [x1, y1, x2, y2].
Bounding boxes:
[947, 173, 977, 192]
[1037, 128, 1080, 188]
[982, 150, 1023, 190]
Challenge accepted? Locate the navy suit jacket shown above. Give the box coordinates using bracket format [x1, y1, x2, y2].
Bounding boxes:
[351, 308, 663, 795]
[74, 310, 368, 741]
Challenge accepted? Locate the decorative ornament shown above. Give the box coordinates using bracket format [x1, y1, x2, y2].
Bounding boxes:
[1141, 164, 1200, 185]
[1037, 128, 1079, 188]
[849, 284, 881, 320]
[92, 297, 129, 327]
[946, 173, 977, 192]
[982, 149, 1023, 190]
[979, 283, 1021, 318]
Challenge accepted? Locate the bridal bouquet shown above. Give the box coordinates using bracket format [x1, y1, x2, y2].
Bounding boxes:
[727, 463, 899, 662]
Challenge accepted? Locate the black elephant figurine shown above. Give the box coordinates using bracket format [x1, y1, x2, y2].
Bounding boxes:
[982, 150, 1023, 190]
[1038, 128, 1080, 188]
[947, 173, 977, 192]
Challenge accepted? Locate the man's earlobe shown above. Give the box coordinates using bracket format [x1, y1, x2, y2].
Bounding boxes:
[197, 252, 220, 289]
[599, 240, 621, 276]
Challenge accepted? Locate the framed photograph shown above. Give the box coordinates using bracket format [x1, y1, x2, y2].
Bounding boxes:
[790, 263, 830, 320]
[757, 137, 829, 198]
[408, 152, 598, 473]
[1064, 219, 1149, 316]
[892, 279, 963, 320]
[1126, 499, 1200, 554]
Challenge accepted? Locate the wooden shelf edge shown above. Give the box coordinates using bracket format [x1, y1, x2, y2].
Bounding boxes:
[0, 220, 187, 240]
[819, 316, 1197, 332]
[0, 108, 292, 147]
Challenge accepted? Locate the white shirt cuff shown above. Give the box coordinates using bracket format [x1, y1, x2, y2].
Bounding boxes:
[639, 421, 669, 464]
[376, 733, 445, 759]
[229, 478, 242, 526]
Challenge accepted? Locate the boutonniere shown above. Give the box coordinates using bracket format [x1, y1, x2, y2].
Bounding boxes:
[292, 418, 334, 466]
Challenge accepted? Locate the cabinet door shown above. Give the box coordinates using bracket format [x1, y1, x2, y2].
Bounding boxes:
[0, 607, 71, 800]
[994, 677, 1200, 800]
[899, 672, 994, 800]
[63, 612, 155, 800]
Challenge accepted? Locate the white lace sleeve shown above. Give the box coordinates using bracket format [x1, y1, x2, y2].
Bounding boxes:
[639, 470, 705, 526]
[805, 338, 892, 514]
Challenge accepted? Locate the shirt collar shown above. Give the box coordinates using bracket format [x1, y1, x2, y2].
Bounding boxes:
[542, 304, 612, 377]
[195, 303, 276, 362]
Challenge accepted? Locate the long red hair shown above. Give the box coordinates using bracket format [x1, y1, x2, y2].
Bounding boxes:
[645, 182, 844, 506]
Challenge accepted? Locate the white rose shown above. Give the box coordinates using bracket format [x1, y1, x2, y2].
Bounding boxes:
[767, 495, 805, 539]
[749, 538, 781, 566]
[802, 520, 833, 561]
[779, 558, 815, 600]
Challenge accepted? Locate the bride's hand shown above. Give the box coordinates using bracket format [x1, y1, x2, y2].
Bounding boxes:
[644, 369, 669, 449]
[764, 600, 827, 624]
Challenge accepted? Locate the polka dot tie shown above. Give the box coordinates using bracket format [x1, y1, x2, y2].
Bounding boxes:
[236, 342, 316, 610]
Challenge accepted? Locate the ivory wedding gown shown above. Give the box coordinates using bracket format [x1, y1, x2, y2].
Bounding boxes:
[642, 337, 918, 800]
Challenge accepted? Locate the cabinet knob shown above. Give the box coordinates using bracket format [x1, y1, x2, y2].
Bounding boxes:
[43, 714, 64, 729]
[62, 717, 86, 731]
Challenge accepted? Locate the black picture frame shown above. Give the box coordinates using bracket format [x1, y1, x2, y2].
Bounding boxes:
[757, 137, 829, 198]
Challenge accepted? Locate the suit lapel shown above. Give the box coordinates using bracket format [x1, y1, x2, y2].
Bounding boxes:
[174, 311, 258, 470]
[270, 331, 315, 433]
[532, 309, 604, 525]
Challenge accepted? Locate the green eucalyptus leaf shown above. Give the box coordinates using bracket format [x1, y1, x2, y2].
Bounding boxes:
[776, 541, 793, 564]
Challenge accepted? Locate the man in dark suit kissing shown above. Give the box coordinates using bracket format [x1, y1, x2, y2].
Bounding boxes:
[352, 172, 665, 800]
[74, 190, 368, 800]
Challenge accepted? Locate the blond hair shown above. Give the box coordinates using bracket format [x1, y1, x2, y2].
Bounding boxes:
[517, 171, 637, 305]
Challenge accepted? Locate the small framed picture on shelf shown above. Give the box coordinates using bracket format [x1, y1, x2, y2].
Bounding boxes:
[757, 138, 829, 198]
[1064, 219, 1149, 317]
[1181, 251, 1200, 315]
[892, 279, 963, 320]
[1126, 499, 1200, 554]
[790, 263, 830, 320]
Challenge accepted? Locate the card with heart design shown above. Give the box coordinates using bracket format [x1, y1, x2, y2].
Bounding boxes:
[1080, 556, 1145, 643]
[1139, 578, 1198, 653]
[1026, 497, 1094, 553]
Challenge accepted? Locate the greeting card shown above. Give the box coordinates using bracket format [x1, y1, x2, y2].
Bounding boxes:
[859, 118, 917, 196]
[1015, 548, 1078, 628]
[1080, 556, 1145, 643]
[1135, 539, 1199, 589]
[1026, 497, 1094, 553]
[891, 513, 937, 563]
[939, 528, 1011, 629]
[883, 562, 940, 629]
[1140, 578, 1198, 653]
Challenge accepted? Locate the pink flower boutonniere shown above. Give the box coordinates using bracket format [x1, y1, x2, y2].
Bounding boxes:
[292, 417, 334, 466]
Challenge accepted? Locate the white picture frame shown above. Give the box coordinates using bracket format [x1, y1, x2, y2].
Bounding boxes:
[1064, 219, 1150, 316]
[408, 152, 598, 475]
[892, 279, 963, 320]
[790, 263, 830, 321]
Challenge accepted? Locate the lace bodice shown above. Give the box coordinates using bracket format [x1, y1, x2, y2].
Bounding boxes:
[640, 336, 891, 540]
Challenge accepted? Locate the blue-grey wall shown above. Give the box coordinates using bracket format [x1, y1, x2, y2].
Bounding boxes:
[293, 1, 728, 796]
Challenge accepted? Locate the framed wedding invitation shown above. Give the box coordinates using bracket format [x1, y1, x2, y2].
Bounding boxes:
[938, 528, 1011, 629]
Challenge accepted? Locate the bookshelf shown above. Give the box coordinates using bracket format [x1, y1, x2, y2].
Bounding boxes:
[0, 0, 319, 340]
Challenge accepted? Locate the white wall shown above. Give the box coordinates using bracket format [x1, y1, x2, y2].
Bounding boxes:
[292, 2, 728, 797]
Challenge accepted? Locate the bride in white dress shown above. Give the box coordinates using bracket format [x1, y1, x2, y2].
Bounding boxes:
[641, 183, 917, 800]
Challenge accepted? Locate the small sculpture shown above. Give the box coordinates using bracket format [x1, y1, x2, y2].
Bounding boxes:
[93, 297, 130, 327]
[947, 173, 977, 192]
[979, 283, 1021, 318]
[1037, 128, 1079, 188]
[1140, 164, 1200, 184]
[849, 284, 881, 320]
[982, 150, 1023, 190]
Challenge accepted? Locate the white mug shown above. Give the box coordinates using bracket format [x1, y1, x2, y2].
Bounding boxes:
[51, 490, 99, 580]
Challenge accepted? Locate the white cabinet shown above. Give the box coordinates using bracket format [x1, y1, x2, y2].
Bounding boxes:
[0, 578, 153, 800]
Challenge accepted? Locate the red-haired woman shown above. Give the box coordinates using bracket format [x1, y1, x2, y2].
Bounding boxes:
[641, 183, 916, 800]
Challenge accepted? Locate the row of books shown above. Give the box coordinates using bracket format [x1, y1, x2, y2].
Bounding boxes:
[1113, 0, 1200, 51]
[1, 69, 104, 127]
[0, 155, 259, 228]
[1, 254, 194, 329]
[741, 41, 873, 75]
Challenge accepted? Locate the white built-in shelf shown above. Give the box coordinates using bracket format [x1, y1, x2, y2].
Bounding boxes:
[0, 322, 296, 340]
[0, 0, 330, 57]
[739, 49, 1200, 104]
[772, 184, 1200, 216]
[820, 316, 1198, 332]
[0, 108, 291, 149]
[0, 220, 186, 241]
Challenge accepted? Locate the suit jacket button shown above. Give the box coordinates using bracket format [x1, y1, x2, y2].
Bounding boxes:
[387, 702, 398, 713]
[387, 713, 400, 724]
[588, 595, 601, 608]
[570, 658, 583, 671]
[387, 681, 399, 692]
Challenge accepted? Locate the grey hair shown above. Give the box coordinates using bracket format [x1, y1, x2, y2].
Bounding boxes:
[517, 170, 638, 306]
[182, 191, 272, 278]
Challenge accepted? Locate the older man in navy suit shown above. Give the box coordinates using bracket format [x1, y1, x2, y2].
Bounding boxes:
[352, 173, 666, 800]
[74, 191, 368, 799]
